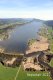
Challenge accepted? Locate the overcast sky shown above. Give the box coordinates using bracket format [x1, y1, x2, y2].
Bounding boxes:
[0, 0, 53, 20]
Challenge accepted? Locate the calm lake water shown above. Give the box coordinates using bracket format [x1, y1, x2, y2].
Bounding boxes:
[0, 21, 42, 53]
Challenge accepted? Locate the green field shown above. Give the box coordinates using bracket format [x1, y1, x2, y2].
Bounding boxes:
[17, 66, 51, 80]
[0, 63, 18, 80]
[0, 64, 51, 80]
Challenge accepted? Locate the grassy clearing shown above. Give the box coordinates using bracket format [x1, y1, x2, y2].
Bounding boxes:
[0, 64, 18, 80]
[0, 63, 51, 80]
[17, 66, 51, 80]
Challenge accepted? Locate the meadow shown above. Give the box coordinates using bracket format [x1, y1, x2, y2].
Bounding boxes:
[0, 63, 51, 80]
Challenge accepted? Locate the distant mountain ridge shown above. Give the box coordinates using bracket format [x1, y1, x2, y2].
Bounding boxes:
[0, 18, 43, 25]
[0, 18, 31, 25]
[44, 20, 53, 27]
[0, 18, 53, 27]
[33, 18, 44, 22]
[0, 18, 35, 29]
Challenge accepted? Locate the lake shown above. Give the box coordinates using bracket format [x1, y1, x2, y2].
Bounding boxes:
[0, 21, 43, 53]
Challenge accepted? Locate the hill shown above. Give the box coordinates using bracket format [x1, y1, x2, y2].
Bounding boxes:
[44, 20, 53, 28]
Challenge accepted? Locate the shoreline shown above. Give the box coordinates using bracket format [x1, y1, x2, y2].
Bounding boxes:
[26, 36, 49, 54]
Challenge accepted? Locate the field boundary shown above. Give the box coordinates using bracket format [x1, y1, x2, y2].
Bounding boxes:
[14, 65, 21, 80]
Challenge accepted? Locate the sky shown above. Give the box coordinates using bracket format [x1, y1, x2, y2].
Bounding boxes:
[0, 0, 53, 20]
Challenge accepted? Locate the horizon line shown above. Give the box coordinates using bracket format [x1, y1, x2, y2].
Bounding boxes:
[0, 17, 53, 21]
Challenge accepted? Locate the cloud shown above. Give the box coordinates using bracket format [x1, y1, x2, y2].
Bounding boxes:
[0, 0, 53, 20]
[0, 9, 53, 20]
